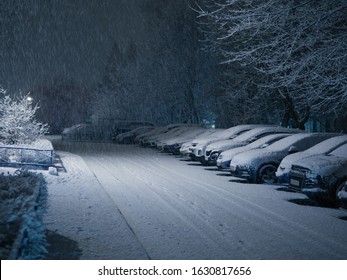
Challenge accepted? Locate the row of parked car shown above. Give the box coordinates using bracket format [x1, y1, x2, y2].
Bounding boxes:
[61, 121, 155, 141]
[113, 123, 347, 208]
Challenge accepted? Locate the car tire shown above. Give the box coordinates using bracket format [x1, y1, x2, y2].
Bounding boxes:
[335, 180, 346, 208]
[258, 164, 277, 184]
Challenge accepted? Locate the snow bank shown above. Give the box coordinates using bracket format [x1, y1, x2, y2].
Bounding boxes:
[0, 138, 54, 166]
[0, 170, 47, 259]
[0, 138, 53, 150]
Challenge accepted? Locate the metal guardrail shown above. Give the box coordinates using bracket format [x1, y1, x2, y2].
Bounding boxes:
[0, 146, 54, 167]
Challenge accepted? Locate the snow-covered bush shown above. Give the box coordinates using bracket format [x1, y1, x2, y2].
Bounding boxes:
[0, 88, 49, 145]
[0, 169, 47, 259]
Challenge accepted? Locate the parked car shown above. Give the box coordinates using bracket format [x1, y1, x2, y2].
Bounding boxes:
[337, 181, 347, 209]
[276, 134, 346, 183]
[216, 133, 293, 169]
[135, 126, 168, 146]
[136, 124, 196, 147]
[148, 125, 199, 148]
[61, 123, 107, 140]
[157, 128, 208, 154]
[288, 143, 347, 204]
[62, 124, 87, 140]
[189, 124, 265, 164]
[179, 129, 224, 157]
[112, 121, 154, 141]
[114, 126, 156, 144]
[230, 133, 335, 184]
[204, 126, 301, 165]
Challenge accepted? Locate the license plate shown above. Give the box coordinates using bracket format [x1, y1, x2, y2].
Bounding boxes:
[290, 178, 301, 187]
[230, 165, 237, 172]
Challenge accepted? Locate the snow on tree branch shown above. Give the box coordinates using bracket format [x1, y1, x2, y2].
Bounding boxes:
[0, 88, 49, 145]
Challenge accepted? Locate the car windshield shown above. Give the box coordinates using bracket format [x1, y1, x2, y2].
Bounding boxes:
[329, 143, 347, 157]
[247, 134, 289, 148]
[213, 126, 252, 139]
[304, 135, 347, 154]
[230, 127, 277, 142]
[265, 134, 308, 152]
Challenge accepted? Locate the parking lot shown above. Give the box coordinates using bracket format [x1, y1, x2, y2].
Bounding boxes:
[51, 139, 347, 259]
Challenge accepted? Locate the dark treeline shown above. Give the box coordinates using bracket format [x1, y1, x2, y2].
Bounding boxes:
[195, 0, 347, 131]
[24, 0, 347, 132]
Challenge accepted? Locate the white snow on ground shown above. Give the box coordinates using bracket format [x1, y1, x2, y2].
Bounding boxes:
[0, 138, 53, 150]
[42, 151, 148, 259]
[47, 139, 347, 260]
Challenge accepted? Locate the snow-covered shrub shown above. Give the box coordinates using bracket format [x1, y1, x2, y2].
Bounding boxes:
[0, 169, 47, 259]
[0, 88, 49, 145]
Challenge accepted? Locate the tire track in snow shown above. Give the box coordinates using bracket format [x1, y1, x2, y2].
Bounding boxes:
[68, 143, 347, 259]
[117, 152, 345, 259]
[85, 155, 255, 259]
[125, 151, 347, 259]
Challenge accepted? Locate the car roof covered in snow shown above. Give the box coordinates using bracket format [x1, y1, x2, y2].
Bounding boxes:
[228, 126, 300, 143]
[265, 133, 336, 152]
[302, 134, 347, 154]
[329, 142, 347, 157]
[212, 124, 266, 139]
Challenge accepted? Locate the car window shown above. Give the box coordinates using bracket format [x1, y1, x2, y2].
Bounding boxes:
[266, 135, 307, 151]
[267, 134, 333, 152]
[304, 135, 347, 154]
[329, 143, 347, 157]
[247, 134, 289, 148]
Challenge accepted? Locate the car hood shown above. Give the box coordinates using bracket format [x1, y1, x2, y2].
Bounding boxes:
[292, 154, 347, 174]
[232, 148, 286, 167]
[163, 136, 191, 145]
[220, 145, 255, 160]
[206, 140, 247, 151]
[192, 138, 221, 146]
[279, 152, 317, 167]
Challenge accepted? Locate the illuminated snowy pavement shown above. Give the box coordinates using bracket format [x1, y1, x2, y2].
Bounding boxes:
[44, 140, 347, 260]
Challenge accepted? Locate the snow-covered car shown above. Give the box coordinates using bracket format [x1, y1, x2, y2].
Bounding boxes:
[230, 133, 335, 184]
[149, 124, 202, 150]
[337, 181, 347, 209]
[136, 124, 188, 146]
[62, 123, 88, 140]
[112, 121, 154, 141]
[114, 126, 156, 144]
[216, 133, 293, 169]
[189, 124, 265, 164]
[135, 126, 168, 145]
[288, 143, 347, 204]
[157, 128, 208, 154]
[204, 126, 301, 165]
[62, 123, 107, 140]
[179, 129, 224, 157]
[276, 134, 347, 183]
[147, 125, 199, 148]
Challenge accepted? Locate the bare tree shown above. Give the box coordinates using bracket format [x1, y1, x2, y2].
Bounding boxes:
[196, 0, 347, 128]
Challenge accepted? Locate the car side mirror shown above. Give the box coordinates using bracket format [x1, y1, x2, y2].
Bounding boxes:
[288, 145, 298, 154]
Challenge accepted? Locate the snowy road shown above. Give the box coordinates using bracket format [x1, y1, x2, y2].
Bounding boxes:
[49, 140, 347, 260]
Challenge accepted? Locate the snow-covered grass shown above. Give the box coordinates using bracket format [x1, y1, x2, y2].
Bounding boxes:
[0, 169, 47, 259]
[0, 137, 53, 259]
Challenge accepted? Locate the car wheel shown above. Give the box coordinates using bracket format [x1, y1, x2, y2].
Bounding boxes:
[258, 164, 277, 184]
[335, 180, 346, 208]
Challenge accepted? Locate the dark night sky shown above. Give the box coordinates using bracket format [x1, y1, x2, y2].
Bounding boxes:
[0, 0, 148, 92]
